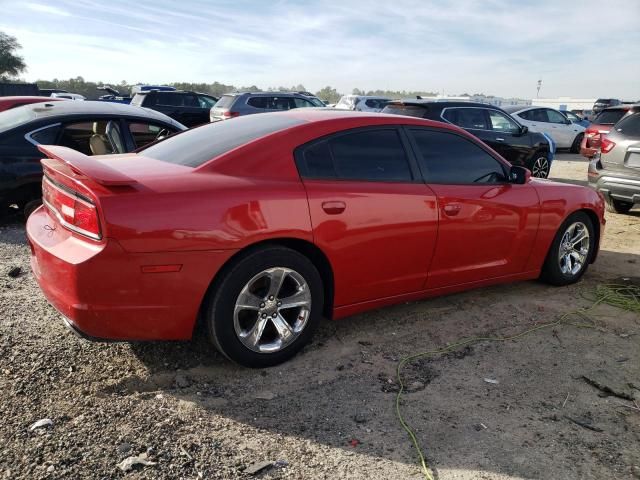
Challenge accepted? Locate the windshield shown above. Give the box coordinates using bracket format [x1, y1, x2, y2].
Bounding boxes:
[0, 106, 38, 134]
[308, 97, 325, 107]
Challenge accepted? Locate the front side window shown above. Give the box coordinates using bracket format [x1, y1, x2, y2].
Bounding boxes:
[488, 110, 520, 133]
[297, 128, 413, 182]
[546, 109, 568, 124]
[128, 122, 176, 149]
[442, 108, 489, 130]
[409, 129, 506, 184]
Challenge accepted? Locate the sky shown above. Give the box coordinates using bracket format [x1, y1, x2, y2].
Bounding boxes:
[1, 0, 639, 99]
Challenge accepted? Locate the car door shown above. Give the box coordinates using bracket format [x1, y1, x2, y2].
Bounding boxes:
[544, 108, 580, 148]
[296, 126, 439, 307]
[406, 127, 540, 289]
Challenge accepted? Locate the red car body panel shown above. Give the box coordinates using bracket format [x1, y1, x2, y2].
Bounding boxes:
[26, 110, 606, 341]
[580, 106, 634, 158]
[0, 96, 63, 112]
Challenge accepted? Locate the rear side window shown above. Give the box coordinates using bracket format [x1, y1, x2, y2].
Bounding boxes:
[382, 104, 427, 118]
[593, 109, 627, 125]
[214, 95, 236, 109]
[297, 128, 413, 182]
[247, 96, 269, 109]
[614, 113, 640, 138]
[140, 114, 304, 167]
[442, 108, 489, 130]
[409, 129, 506, 184]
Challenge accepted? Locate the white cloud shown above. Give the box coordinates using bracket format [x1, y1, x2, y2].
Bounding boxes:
[4, 0, 640, 99]
[25, 2, 71, 16]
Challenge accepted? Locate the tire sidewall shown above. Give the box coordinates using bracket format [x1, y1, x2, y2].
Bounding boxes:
[206, 247, 324, 368]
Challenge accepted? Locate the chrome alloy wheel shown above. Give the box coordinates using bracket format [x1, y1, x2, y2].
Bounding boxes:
[233, 267, 312, 353]
[532, 156, 550, 178]
[558, 222, 590, 276]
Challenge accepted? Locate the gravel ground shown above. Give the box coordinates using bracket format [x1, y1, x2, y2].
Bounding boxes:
[1, 153, 639, 480]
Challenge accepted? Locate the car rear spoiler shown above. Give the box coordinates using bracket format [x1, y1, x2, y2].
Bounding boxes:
[38, 145, 138, 186]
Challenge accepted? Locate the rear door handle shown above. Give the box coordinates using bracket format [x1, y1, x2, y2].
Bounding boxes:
[443, 203, 461, 216]
[322, 201, 346, 215]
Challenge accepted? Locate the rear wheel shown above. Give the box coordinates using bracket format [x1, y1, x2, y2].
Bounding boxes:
[540, 212, 594, 286]
[204, 246, 324, 368]
[570, 133, 584, 154]
[605, 197, 633, 214]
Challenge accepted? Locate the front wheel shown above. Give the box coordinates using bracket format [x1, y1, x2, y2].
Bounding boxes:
[540, 212, 595, 286]
[531, 153, 551, 178]
[204, 246, 324, 368]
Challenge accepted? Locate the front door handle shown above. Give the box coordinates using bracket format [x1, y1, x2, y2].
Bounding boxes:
[322, 201, 346, 215]
[443, 203, 461, 216]
[496, 137, 505, 141]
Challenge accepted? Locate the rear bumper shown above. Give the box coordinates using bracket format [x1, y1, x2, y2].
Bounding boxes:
[27, 206, 236, 341]
[590, 167, 640, 204]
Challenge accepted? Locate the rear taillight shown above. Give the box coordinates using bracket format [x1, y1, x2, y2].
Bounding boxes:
[600, 137, 616, 153]
[42, 176, 101, 240]
[223, 111, 240, 119]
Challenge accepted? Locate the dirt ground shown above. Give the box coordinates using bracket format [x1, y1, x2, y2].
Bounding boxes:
[1, 153, 639, 480]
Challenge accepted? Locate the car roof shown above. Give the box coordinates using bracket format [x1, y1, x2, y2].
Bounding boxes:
[10, 100, 186, 128]
[0, 96, 63, 103]
[388, 100, 507, 110]
[221, 91, 313, 97]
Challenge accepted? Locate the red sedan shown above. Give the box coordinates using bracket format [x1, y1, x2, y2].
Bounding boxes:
[0, 96, 64, 112]
[27, 110, 605, 367]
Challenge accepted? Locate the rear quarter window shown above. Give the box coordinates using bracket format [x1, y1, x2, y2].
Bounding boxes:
[139, 114, 304, 167]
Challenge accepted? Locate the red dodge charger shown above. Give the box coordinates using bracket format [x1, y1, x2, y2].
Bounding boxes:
[27, 110, 605, 367]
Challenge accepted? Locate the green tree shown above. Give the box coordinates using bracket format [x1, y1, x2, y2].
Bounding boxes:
[0, 32, 27, 80]
[315, 86, 342, 104]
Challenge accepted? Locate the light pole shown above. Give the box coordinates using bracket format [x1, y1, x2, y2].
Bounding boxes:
[537, 79, 542, 98]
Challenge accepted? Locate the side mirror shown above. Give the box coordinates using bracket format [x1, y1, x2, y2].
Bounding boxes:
[519, 125, 529, 135]
[509, 166, 531, 185]
[565, 119, 572, 125]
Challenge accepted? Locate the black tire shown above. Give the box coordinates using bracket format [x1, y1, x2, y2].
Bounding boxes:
[570, 133, 584, 154]
[529, 151, 551, 178]
[204, 246, 324, 368]
[540, 212, 595, 286]
[23, 199, 42, 219]
[605, 197, 633, 214]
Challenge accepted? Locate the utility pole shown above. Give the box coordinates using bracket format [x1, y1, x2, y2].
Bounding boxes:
[536, 79, 542, 98]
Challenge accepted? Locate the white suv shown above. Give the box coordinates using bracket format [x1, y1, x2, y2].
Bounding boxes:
[503, 106, 585, 152]
[334, 95, 391, 112]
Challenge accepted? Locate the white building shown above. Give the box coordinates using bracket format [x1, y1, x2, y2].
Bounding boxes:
[531, 97, 596, 111]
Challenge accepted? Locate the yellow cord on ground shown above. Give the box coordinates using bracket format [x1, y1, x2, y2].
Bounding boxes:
[395, 283, 640, 480]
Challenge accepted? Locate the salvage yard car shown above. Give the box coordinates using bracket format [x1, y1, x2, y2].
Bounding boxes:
[0, 101, 186, 218]
[382, 100, 556, 178]
[588, 111, 640, 213]
[209, 91, 324, 122]
[27, 110, 605, 368]
[503, 105, 585, 153]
